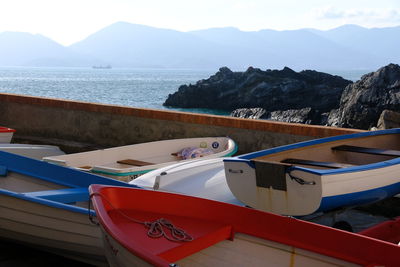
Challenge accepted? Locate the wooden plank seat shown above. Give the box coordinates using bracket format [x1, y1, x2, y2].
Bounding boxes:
[78, 165, 92, 170]
[23, 187, 88, 203]
[282, 158, 355, 169]
[117, 159, 154, 166]
[332, 145, 400, 157]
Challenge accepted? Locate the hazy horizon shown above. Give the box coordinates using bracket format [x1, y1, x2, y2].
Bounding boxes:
[1, 22, 399, 48]
[1, 0, 399, 46]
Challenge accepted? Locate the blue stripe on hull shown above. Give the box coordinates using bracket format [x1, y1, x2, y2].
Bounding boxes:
[318, 181, 400, 213]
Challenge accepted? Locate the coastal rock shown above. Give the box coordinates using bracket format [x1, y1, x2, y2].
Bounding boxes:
[230, 107, 323, 125]
[376, 110, 400, 129]
[164, 66, 352, 113]
[268, 108, 320, 124]
[230, 108, 268, 119]
[330, 64, 400, 129]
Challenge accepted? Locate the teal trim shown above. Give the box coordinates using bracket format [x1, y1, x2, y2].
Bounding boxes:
[223, 142, 238, 157]
[91, 168, 155, 177]
[91, 141, 238, 177]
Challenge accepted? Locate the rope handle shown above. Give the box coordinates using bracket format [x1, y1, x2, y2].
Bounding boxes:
[89, 192, 193, 242]
[287, 168, 316, 185]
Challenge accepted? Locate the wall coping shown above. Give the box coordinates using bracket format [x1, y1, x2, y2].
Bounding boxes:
[0, 93, 364, 137]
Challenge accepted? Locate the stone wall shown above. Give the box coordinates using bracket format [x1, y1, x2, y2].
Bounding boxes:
[0, 93, 364, 154]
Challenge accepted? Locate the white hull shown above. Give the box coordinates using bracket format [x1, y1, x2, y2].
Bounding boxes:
[101, 227, 358, 267]
[224, 129, 400, 216]
[0, 151, 138, 266]
[0, 194, 106, 266]
[131, 158, 243, 206]
[0, 132, 13, 143]
[0, 144, 65, 160]
[44, 137, 236, 182]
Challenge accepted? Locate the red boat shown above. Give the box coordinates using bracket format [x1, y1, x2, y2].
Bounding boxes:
[359, 217, 400, 245]
[90, 184, 400, 267]
[0, 126, 15, 143]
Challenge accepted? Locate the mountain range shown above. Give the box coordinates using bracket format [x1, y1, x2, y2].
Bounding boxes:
[0, 21, 399, 70]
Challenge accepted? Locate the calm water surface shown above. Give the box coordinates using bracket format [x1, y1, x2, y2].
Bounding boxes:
[0, 67, 370, 115]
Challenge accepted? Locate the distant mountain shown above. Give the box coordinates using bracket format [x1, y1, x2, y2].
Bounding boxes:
[69, 22, 237, 69]
[0, 32, 101, 67]
[0, 22, 399, 70]
[310, 24, 400, 66]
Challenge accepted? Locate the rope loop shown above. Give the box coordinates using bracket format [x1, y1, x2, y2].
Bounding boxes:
[287, 169, 316, 185]
[145, 218, 193, 242]
[89, 192, 193, 242]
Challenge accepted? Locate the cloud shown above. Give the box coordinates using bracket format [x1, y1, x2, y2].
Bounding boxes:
[312, 7, 400, 27]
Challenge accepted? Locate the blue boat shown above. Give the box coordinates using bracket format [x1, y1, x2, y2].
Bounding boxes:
[0, 150, 139, 266]
[223, 128, 400, 216]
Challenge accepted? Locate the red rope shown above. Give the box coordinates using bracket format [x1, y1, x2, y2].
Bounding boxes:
[90, 192, 193, 242]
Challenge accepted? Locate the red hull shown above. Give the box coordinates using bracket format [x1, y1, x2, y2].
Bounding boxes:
[90, 185, 400, 267]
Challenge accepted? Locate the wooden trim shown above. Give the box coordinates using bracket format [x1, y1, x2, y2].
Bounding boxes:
[332, 145, 400, 157]
[117, 159, 154, 166]
[282, 158, 355, 169]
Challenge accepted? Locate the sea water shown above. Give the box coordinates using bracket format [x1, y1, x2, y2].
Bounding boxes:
[0, 67, 370, 116]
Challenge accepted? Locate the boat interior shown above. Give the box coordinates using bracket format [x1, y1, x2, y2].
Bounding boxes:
[44, 138, 232, 172]
[252, 134, 400, 170]
[0, 171, 89, 208]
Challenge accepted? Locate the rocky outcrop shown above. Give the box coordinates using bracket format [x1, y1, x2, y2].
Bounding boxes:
[230, 108, 268, 119]
[328, 64, 400, 129]
[376, 110, 400, 129]
[164, 66, 352, 113]
[268, 108, 321, 124]
[231, 107, 323, 124]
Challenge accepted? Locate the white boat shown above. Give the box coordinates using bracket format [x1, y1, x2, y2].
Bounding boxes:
[44, 137, 237, 182]
[0, 143, 65, 159]
[130, 158, 244, 206]
[224, 128, 400, 216]
[89, 185, 400, 267]
[0, 126, 15, 143]
[0, 150, 139, 266]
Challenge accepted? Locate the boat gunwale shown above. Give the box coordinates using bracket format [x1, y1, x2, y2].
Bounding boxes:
[0, 150, 139, 215]
[224, 128, 400, 176]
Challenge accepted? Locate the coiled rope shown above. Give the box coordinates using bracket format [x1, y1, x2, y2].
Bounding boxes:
[89, 192, 193, 242]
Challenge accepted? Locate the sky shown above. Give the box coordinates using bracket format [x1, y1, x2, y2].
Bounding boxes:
[0, 0, 399, 46]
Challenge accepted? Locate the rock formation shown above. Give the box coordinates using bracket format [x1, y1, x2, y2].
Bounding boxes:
[376, 110, 400, 129]
[164, 66, 352, 114]
[328, 63, 400, 129]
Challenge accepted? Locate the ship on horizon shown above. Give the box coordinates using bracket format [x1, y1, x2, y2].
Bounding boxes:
[92, 65, 112, 69]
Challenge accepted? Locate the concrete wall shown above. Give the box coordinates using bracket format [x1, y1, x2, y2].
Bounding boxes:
[0, 93, 364, 154]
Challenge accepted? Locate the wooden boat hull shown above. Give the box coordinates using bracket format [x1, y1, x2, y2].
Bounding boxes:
[0, 150, 138, 266]
[0, 144, 65, 159]
[0, 126, 15, 143]
[90, 185, 400, 267]
[130, 158, 244, 206]
[0, 193, 105, 266]
[44, 137, 237, 182]
[224, 129, 400, 216]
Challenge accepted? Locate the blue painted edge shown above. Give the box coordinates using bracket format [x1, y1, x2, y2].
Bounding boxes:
[223, 128, 400, 175]
[318, 181, 400, 212]
[0, 187, 95, 215]
[0, 150, 141, 215]
[0, 165, 7, 176]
